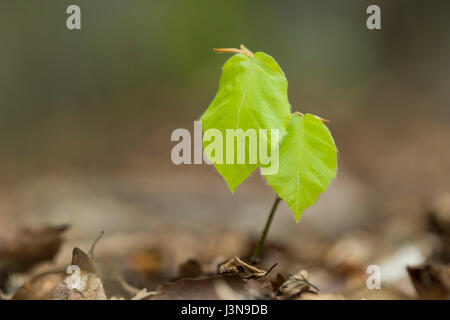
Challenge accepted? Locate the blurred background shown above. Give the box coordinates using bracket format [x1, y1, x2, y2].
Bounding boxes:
[1, 0, 450, 299]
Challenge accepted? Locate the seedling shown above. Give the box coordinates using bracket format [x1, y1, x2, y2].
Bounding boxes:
[200, 45, 337, 263]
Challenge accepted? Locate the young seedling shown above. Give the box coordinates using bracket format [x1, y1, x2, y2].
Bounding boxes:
[200, 45, 337, 263]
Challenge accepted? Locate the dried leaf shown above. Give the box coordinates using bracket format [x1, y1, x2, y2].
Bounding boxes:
[152, 273, 274, 300]
[429, 193, 450, 236]
[407, 264, 450, 299]
[152, 275, 247, 300]
[126, 249, 163, 275]
[58, 247, 106, 300]
[243, 278, 275, 300]
[271, 273, 286, 292]
[12, 272, 65, 300]
[214, 277, 275, 300]
[323, 233, 373, 275]
[299, 292, 345, 300]
[131, 288, 157, 300]
[0, 225, 68, 288]
[219, 257, 266, 279]
[177, 259, 203, 279]
[277, 270, 319, 299]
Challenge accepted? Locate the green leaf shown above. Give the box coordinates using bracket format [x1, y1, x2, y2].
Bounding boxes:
[201, 52, 291, 192]
[264, 113, 337, 222]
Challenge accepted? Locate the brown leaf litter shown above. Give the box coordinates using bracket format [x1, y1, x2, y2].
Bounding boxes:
[0, 225, 68, 290]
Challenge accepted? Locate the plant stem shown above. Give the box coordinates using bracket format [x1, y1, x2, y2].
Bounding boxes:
[251, 195, 281, 264]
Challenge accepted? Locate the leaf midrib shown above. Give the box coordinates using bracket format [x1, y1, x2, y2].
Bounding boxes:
[235, 56, 254, 129]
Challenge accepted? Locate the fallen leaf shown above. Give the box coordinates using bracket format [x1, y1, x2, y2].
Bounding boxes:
[407, 264, 450, 299]
[429, 193, 450, 236]
[271, 273, 286, 292]
[277, 270, 319, 299]
[214, 277, 275, 300]
[323, 233, 374, 276]
[131, 288, 157, 300]
[12, 272, 65, 300]
[151, 275, 247, 300]
[127, 249, 163, 275]
[177, 259, 203, 279]
[151, 274, 274, 300]
[56, 247, 107, 300]
[219, 257, 267, 279]
[0, 225, 68, 289]
[243, 278, 275, 300]
[299, 292, 344, 300]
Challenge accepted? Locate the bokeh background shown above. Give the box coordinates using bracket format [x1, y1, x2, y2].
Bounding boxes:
[1, 0, 450, 299]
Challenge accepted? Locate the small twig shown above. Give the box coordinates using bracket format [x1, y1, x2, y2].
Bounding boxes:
[265, 262, 279, 276]
[88, 230, 104, 260]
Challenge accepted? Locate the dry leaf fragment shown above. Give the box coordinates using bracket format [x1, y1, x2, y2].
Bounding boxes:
[12, 272, 65, 300]
[429, 193, 450, 236]
[177, 259, 203, 279]
[219, 257, 267, 279]
[131, 288, 157, 300]
[215, 277, 275, 300]
[323, 233, 373, 276]
[271, 273, 287, 292]
[243, 278, 275, 300]
[57, 247, 106, 300]
[407, 264, 450, 299]
[126, 249, 162, 275]
[277, 270, 319, 299]
[0, 225, 68, 288]
[299, 292, 345, 300]
[152, 275, 247, 300]
[152, 274, 274, 300]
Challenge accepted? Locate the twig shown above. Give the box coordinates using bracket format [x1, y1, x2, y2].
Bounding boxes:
[88, 230, 104, 260]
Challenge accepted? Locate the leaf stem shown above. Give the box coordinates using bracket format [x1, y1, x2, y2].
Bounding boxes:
[251, 195, 282, 264]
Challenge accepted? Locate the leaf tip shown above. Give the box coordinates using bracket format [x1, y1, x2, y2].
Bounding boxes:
[228, 185, 237, 194]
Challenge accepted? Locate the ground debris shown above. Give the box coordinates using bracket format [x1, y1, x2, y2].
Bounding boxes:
[299, 292, 345, 300]
[151, 273, 274, 300]
[271, 273, 286, 292]
[0, 225, 68, 289]
[130, 288, 157, 300]
[151, 275, 245, 300]
[277, 270, 319, 299]
[407, 263, 450, 299]
[12, 272, 65, 300]
[177, 259, 203, 279]
[429, 193, 450, 236]
[219, 257, 268, 279]
[55, 247, 107, 300]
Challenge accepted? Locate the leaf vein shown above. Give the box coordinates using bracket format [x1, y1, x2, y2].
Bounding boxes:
[235, 57, 254, 129]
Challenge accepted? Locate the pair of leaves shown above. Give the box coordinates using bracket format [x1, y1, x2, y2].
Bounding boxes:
[201, 46, 337, 221]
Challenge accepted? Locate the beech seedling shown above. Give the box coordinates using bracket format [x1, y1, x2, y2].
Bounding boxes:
[200, 45, 337, 262]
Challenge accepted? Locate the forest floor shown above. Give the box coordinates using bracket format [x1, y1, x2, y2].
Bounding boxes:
[1, 116, 450, 300]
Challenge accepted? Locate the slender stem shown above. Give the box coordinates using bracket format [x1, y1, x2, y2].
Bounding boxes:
[251, 195, 281, 264]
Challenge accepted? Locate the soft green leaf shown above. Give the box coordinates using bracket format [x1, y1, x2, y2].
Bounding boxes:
[264, 113, 337, 222]
[201, 52, 291, 192]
